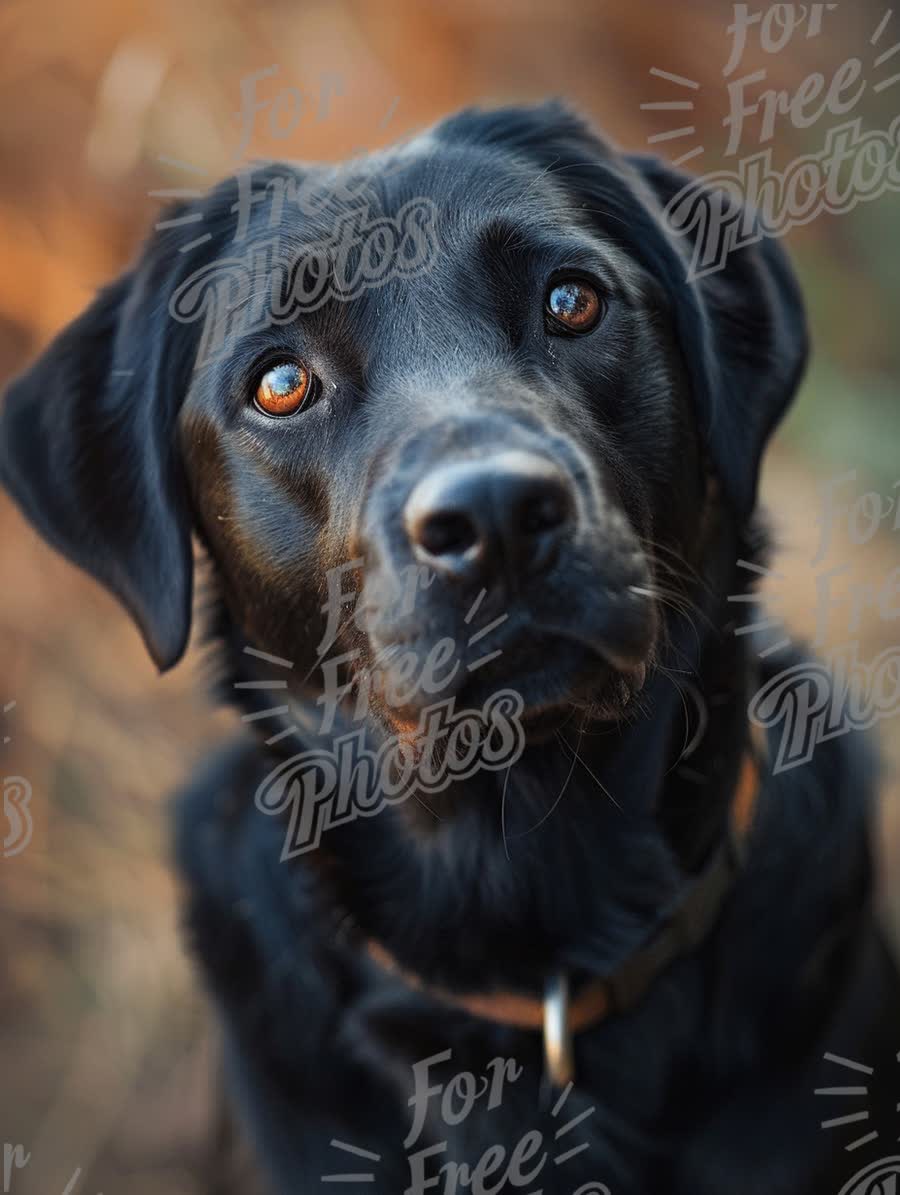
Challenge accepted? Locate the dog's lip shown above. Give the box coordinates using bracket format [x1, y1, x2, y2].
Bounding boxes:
[376, 661, 647, 744]
[533, 623, 648, 683]
[363, 621, 652, 738]
[368, 603, 654, 669]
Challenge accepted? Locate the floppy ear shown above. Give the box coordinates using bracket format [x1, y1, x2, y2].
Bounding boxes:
[623, 151, 809, 518]
[0, 246, 196, 671]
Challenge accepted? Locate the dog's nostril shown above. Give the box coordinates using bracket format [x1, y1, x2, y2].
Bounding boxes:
[417, 511, 479, 558]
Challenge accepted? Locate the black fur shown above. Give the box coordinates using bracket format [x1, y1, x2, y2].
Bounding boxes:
[1, 102, 896, 1194]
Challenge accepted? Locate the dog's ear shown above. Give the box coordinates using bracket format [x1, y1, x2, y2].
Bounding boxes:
[0, 242, 196, 671]
[623, 152, 809, 518]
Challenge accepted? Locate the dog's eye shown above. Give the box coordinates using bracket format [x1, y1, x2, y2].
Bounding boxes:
[546, 280, 603, 334]
[254, 361, 314, 417]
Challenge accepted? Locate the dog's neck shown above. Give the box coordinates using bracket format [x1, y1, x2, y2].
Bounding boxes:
[218, 509, 763, 993]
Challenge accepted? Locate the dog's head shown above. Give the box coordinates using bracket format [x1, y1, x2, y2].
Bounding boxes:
[0, 103, 807, 736]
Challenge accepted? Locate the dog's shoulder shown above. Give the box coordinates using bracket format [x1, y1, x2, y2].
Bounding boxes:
[172, 736, 330, 1010]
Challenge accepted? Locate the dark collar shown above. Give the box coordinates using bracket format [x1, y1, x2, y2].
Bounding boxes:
[366, 740, 764, 1087]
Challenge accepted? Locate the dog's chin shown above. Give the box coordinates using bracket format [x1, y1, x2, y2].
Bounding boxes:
[365, 632, 650, 744]
[472, 653, 648, 743]
[528, 666, 648, 734]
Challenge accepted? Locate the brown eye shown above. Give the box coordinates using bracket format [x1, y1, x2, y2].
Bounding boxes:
[254, 361, 313, 417]
[546, 280, 603, 333]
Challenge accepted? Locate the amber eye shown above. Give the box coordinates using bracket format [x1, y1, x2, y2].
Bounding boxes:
[254, 361, 313, 417]
[546, 279, 603, 333]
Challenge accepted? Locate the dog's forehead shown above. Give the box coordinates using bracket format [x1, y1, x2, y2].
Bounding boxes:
[237, 135, 587, 251]
[234, 141, 647, 302]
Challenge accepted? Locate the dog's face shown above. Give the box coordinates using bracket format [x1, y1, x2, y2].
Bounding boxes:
[0, 104, 807, 737]
[178, 141, 695, 731]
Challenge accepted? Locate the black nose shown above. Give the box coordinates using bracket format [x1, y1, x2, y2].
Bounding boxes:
[403, 451, 574, 585]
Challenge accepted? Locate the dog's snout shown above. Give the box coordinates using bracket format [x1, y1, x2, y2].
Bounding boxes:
[403, 451, 574, 584]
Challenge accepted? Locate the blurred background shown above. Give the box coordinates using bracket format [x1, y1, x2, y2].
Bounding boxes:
[0, 1, 897, 1191]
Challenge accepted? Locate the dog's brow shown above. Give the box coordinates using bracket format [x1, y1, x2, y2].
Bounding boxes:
[477, 217, 534, 254]
[474, 216, 650, 308]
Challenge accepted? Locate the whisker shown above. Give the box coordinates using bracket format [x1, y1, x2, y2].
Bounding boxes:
[551, 726, 623, 813]
[501, 762, 514, 861]
[513, 728, 581, 836]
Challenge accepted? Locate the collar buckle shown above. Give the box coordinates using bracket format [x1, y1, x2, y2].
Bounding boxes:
[543, 972, 575, 1088]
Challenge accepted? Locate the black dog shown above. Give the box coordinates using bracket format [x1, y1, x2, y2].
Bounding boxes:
[2, 103, 897, 1194]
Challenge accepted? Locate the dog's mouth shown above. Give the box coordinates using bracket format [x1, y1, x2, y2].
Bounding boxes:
[350, 601, 657, 744]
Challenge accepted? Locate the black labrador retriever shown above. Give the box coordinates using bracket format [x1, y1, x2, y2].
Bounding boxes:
[2, 103, 897, 1195]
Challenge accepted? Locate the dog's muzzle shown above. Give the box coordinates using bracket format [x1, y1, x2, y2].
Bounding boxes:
[354, 411, 657, 723]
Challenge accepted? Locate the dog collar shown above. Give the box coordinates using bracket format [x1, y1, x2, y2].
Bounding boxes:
[366, 745, 762, 1088]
